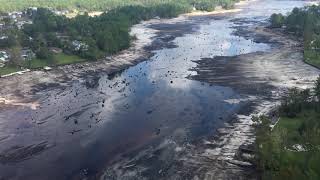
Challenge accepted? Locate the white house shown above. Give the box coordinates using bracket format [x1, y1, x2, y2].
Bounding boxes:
[0, 51, 9, 61]
[72, 40, 88, 51]
[16, 20, 32, 29]
[21, 49, 35, 60]
[0, 51, 9, 67]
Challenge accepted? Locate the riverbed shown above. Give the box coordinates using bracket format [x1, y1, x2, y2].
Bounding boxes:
[0, 1, 319, 180]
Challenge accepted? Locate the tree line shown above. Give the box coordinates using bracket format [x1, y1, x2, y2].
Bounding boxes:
[270, 5, 320, 67]
[20, 4, 191, 62]
[0, 0, 238, 13]
[0, 0, 239, 68]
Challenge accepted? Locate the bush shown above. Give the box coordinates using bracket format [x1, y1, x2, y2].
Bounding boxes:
[270, 13, 285, 28]
[279, 88, 311, 117]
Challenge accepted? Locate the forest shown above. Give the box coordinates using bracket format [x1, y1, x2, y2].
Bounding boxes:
[270, 5, 320, 67]
[22, 4, 189, 62]
[0, 0, 238, 13]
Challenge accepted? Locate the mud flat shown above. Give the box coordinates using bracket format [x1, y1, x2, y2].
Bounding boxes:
[0, 0, 249, 104]
[0, 1, 319, 180]
[100, 4, 320, 180]
[185, 25, 319, 180]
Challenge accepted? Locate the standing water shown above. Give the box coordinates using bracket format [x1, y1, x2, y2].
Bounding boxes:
[0, 0, 318, 180]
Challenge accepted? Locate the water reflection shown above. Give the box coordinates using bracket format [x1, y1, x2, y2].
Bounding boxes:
[0, 0, 312, 179]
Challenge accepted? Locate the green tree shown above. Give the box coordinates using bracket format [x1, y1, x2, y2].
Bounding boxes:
[314, 76, 320, 105]
[270, 13, 285, 28]
[8, 45, 22, 67]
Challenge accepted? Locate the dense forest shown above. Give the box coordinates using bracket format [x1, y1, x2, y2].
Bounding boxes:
[7, 4, 191, 63]
[270, 5, 320, 67]
[0, 0, 238, 13]
[23, 4, 188, 60]
[254, 77, 320, 179]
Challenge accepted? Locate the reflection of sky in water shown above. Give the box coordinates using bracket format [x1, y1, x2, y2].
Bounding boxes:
[138, 20, 269, 90]
[234, 0, 310, 21]
[0, 1, 312, 179]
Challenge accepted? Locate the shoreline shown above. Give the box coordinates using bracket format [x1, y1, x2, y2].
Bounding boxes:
[0, 1, 250, 105]
[1, 1, 319, 179]
[99, 5, 320, 179]
[186, 22, 320, 179]
[0, 1, 251, 78]
[184, 0, 254, 17]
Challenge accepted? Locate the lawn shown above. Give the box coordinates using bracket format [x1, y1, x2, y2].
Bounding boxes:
[0, 53, 86, 75]
[304, 50, 320, 68]
[53, 53, 86, 65]
[25, 53, 86, 69]
[0, 66, 21, 76]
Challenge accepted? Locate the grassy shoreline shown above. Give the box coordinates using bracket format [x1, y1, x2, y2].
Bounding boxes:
[0, 53, 85, 76]
[304, 50, 320, 69]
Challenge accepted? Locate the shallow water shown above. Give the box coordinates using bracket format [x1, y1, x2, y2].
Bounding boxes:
[0, 0, 317, 179]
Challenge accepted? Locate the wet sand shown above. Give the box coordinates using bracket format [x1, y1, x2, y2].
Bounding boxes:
[0, 0, 319, 180]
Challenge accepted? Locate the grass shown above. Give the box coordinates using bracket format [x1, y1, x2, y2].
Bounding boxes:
[0, 53, 85, 75]
[0, 65, 21, 76]
[26, 58, 51, 69]
[273, 116, 303, 145]
[258, 110, 320, 180]
[53, 53, 85, 65]
[304, 50, 320, 68]
[25, 53, 85, 69]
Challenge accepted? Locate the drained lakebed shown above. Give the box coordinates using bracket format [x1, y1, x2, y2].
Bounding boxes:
[0, 1, 319, 180]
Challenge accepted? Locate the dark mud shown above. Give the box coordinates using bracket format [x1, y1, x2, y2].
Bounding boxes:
[189, 54, 275, 96]
[146, 21, 199, 51]
[0, 1, 319, 180]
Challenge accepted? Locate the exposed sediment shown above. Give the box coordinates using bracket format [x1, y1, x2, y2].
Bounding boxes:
[1, 1, 319, 180]
[101, 19, 320, 180]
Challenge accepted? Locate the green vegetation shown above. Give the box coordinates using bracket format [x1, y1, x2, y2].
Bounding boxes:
[0, 0, 239, 75]
[0, 66, 21, 76]
[255, 77, 320, 180]
[0, 0, 238, 13]
[0, 53, 83, 75]
[1, 3, 192, 75]
[305, 50, 320, 68]
[270, 13, 285, 28]
[20, 4, 191, 61]
[270, 5, 320, 68]
[25, 53, 84, 69]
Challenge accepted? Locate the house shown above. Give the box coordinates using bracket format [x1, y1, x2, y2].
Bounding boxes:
[0, 50, 9, 67]
[49, 47, 63, 54]
[0, 51, 9, 61]
[53, 10, 69, 16]
[21, 49, 35, 60]
[8, 11, 23, 20]
[72, 40, 88, 51]
[16, 20, 32, 29]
